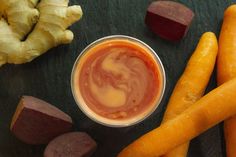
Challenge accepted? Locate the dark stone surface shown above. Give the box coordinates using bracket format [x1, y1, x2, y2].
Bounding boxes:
[0, 0, 235, 156]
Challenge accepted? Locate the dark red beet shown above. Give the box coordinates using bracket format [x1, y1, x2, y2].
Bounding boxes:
[145, 1, 194, 41]
[10, 96, 73, 145]
[44, 132, 97, 157]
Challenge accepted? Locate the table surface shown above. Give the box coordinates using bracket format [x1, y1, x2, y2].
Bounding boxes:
[0, 0, 235, 156]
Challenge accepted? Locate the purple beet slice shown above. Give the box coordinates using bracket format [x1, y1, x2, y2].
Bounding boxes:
[145, 1, 194, 41]
[10, 96, 73, 145]
[44, 132, 97, 157]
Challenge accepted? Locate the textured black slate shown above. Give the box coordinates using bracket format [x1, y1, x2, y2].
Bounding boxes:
[0, 0, 235, 156]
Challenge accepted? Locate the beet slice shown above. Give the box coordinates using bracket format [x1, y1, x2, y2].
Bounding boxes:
[145, 1, 194, 41]
[10, 96, 73, 145]
[44, 132, 97, 157]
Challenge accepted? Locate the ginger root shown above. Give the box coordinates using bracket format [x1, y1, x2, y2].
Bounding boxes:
[0, 0, 82, 66]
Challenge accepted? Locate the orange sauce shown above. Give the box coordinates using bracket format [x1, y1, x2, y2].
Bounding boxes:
[75, 39, 163, 120]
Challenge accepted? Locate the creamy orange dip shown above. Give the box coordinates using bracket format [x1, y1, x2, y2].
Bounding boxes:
[74, 39, 163, 120]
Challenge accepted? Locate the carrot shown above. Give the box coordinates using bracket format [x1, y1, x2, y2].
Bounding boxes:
[118, 78, 236, 157]
[161, 32, 218, 157]
[118, 32, 218, 157]
[217, 5, 236, 157]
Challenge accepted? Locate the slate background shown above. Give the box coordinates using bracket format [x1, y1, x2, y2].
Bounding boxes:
[0, 0, 235, 156]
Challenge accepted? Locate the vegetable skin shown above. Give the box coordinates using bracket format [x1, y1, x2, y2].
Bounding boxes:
[162, 32, 218, 157]
[10, 96, 73, 145]
[0, 0, 82, 66]
[118, 77, 236, 157]
[217, 4, 236, 157]
[145, 1, 194, 41]
[44, 132, 97, 157]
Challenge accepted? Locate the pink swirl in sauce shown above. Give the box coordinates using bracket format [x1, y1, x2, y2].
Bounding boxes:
[77, 40, 162, 120]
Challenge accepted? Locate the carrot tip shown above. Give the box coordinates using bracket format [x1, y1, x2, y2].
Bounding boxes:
[224, 5, 236, 17]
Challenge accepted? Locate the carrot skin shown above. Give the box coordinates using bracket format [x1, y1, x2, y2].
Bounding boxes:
[161, 32, 218, 157]
[224, 118, 236, 157]
[118, 78, 236, 157]
[217, 5, 236, 85]
[217, 5, 236, 157]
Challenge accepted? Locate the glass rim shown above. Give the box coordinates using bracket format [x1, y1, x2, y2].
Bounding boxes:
[71, 35, 166, 127]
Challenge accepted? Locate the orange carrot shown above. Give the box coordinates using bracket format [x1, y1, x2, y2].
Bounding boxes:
[118, 32, 218, 157]
[217, 5, 236, 157]
[161, 32, 218, 157]
[118, 78, 236, 157]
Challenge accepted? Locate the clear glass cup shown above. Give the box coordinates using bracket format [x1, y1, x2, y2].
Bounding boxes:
[71, 35, 166, 127]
